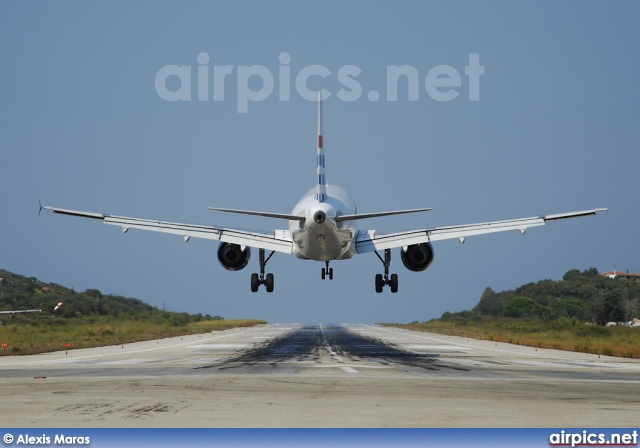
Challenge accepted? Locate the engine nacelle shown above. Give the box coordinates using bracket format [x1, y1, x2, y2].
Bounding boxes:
[217, 242, 251, 271]
[400, 243, 435, 272]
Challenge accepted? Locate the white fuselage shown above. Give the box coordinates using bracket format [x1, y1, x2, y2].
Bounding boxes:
[289, 185, 358, 261]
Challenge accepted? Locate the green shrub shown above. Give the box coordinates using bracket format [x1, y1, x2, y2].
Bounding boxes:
[503, 297, 540, 318]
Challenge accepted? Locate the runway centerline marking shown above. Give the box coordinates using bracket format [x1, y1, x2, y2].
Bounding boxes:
[304, 364, 388, 369]
[319, 323, 344, 363]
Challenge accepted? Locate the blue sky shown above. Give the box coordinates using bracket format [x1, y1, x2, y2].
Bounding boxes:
[1, 2, 638, 323]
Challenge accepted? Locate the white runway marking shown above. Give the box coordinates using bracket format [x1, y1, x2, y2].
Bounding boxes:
[98, 358, 165, 365]
[306, 364, 389, 370]
[188, 343, 252, 349]
[0, 324, 283, 367]
[400, 344, 466, 351]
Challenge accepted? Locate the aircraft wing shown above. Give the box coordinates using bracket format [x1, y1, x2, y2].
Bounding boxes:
[42, 206, 294, 254]
[355, 208, 607, 254]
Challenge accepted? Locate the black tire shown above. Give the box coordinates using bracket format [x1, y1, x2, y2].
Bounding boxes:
[251, 273, 259, 293]
[329, 268, 334, 280]
[265, 273, 274, 293]
[390, 273, 398, 293]
[321, 268, 326, 280]
[375, 274, 384, 293]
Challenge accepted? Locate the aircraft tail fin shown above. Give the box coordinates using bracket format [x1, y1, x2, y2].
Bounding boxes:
[315, 92, 327, 203]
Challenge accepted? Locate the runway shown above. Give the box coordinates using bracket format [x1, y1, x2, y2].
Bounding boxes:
[1, 323, 639, 427]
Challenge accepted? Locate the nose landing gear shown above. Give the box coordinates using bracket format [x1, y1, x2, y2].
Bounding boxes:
[321, 261, 333, 280]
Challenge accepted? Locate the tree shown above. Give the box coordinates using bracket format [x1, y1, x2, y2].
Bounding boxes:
[503, 296, 540, 318]
[552, 298, 591, 321]
[581, 267, 600, 278]
[603, 290, 625, 323]
[475, 287, 502, 316]
[563, 269, 582, 282]
[84, 289, 103, 299]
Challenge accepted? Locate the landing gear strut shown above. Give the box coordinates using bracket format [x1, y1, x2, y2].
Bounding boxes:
[251, 248, 275, 293]
[321, 261, 334, 280]
[374, 249, 398, 293]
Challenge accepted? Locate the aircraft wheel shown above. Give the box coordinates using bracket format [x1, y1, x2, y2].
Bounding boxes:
[321, 268, 326, 280]
[329, 268, 334, 280]
[390, 273, 398, 293]
[265, 273, 274, 293]
[251, 273, 259, 293]
[375, 274, 384, 293]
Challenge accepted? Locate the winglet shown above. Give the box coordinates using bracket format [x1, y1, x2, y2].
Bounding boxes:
[38, 200, 43, 216]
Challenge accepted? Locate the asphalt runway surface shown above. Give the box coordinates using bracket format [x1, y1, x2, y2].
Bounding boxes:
[1, 323, 639, 427]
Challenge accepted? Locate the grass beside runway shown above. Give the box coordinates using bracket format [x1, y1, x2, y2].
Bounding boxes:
[383, 317, 640, 359]
[0, 317, 266, 356]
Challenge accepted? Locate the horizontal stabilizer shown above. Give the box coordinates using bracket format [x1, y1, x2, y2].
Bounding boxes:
[208, 207, 306, 222]
[336, 208, 432, 222]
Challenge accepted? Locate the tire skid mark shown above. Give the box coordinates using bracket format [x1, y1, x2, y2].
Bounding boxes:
[196, 325, 469, 373]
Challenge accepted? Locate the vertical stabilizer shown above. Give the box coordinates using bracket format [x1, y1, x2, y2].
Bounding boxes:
[315, 92, 327, 203]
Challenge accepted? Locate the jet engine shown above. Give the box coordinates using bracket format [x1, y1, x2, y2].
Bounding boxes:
[217, 242, 251, 271]
[400, 243, 435, 272]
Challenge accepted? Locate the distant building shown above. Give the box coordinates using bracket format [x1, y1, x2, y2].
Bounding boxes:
[602, 268, 640, 281]
[42, 286, 63, 295]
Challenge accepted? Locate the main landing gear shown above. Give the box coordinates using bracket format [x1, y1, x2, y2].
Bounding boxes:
[374, 249, 398, 293]
[321, 261, 334, 280]
[251, 248, 275, 293]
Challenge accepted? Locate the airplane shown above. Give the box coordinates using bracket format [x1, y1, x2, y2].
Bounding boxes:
[0, 303, 61, 315]
[0, 309, 41, 314]
[42, 94, 606, 293]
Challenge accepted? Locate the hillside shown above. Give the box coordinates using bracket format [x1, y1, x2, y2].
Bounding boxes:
[471, 268, 639, 324]
[384, 268, 640, 358]
[0, 269, 220, 323]
[0, 269, 266, 355]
